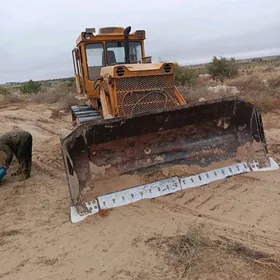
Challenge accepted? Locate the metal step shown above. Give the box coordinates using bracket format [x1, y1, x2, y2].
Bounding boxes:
[71, 105, 93, 112]
[71, 105, 102, 124]
[78, 115, 103, 123]
[75, 111, 100, 117]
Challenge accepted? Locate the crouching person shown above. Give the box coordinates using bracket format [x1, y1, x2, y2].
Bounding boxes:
[0, 130, 33, 180]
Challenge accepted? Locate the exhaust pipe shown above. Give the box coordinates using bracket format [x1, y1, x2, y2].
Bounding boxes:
[124, 26, 131, 64]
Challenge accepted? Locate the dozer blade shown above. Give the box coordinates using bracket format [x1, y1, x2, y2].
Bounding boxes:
[60, 97, 279, 223]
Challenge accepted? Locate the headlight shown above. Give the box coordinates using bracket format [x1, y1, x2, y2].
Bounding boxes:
[84, 33, 91, 40]
[136, 30, 144, 38]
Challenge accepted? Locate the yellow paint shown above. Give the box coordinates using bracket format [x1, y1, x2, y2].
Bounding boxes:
[72, 27, 186, 118]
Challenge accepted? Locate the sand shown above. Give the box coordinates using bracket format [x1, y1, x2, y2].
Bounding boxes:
[0, 102, 280, 280]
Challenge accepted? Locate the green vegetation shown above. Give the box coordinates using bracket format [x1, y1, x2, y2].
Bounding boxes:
[174, 63, 198, 86]
[66, 77, 75, 88]
[20, 80, 41, 94]
[206, 56, 239, 81]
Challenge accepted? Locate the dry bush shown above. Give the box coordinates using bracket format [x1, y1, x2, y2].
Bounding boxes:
[179, 85, 237, 104]
[180, 69, 280, 113]
[55, 94, 82, 112]
[225, 71, 280, 112]
[179, 86, 218, 103]
[28, 81, 80, 112]
[195, 76, 221, 87]
[31, 91, 79, 119]
[145, 226, 280, 279]
[239, 59, 280, 74]
[247, 94, 280, 112]
[0, 85, 27, 106]
[40, 80, 74, 94]
[266, 74, 280, 89]
[30, 91, 75, 105]
[0, 85, 32, 105]
[30, 91, 60, 103]
[225, 72, 279, 91]
[0, 94, 26, 105]
[0, 80, 83, 115]
[0, 86, 11, 96]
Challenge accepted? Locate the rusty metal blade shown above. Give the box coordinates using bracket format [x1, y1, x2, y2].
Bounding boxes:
[61, 97, 269, 207]
[69, 157, 279, 223]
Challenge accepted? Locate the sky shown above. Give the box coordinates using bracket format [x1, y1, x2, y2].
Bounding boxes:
[0, 0, 279, 83]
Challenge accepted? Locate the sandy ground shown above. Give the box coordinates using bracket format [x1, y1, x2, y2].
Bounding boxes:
[0, 103, 280, 280]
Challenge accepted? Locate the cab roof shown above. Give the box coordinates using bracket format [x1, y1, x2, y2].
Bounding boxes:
[76, 27, 146, 45]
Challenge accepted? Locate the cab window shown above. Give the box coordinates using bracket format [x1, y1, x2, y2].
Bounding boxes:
[105, 41, 142, 65]
[85, 43, 105, 80]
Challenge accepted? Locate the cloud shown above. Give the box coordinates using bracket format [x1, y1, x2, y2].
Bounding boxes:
[0, 0, 279, 83]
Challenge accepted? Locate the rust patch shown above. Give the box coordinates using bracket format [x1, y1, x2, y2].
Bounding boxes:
[61, 98, 269, 205]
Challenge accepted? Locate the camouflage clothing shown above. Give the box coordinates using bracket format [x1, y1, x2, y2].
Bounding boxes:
[0, 130, 33, 179]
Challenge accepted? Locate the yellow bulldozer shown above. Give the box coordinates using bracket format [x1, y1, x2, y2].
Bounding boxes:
[60, 26, 279, 223]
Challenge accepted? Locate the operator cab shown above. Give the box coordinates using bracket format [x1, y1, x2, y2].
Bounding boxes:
[72, 26, 152, 94]
[86, 40, 143, 80]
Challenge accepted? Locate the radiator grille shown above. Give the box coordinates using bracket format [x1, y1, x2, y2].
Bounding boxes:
[116, 74, 179, 116]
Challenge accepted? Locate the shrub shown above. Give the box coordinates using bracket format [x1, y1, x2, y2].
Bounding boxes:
[20, 80, 41, 94]
[174, 63, 198, 86]
[2, 95, 26, 104]
[0, 86, 11, 96]
[207, 56, 239, 81]
[66, 77, 75, 88]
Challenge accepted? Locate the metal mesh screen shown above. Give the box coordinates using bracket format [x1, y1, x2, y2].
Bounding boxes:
[116, 74, 179, 116]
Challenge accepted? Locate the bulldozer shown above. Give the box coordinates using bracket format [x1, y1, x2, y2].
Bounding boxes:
[60, 26, 279, 223]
